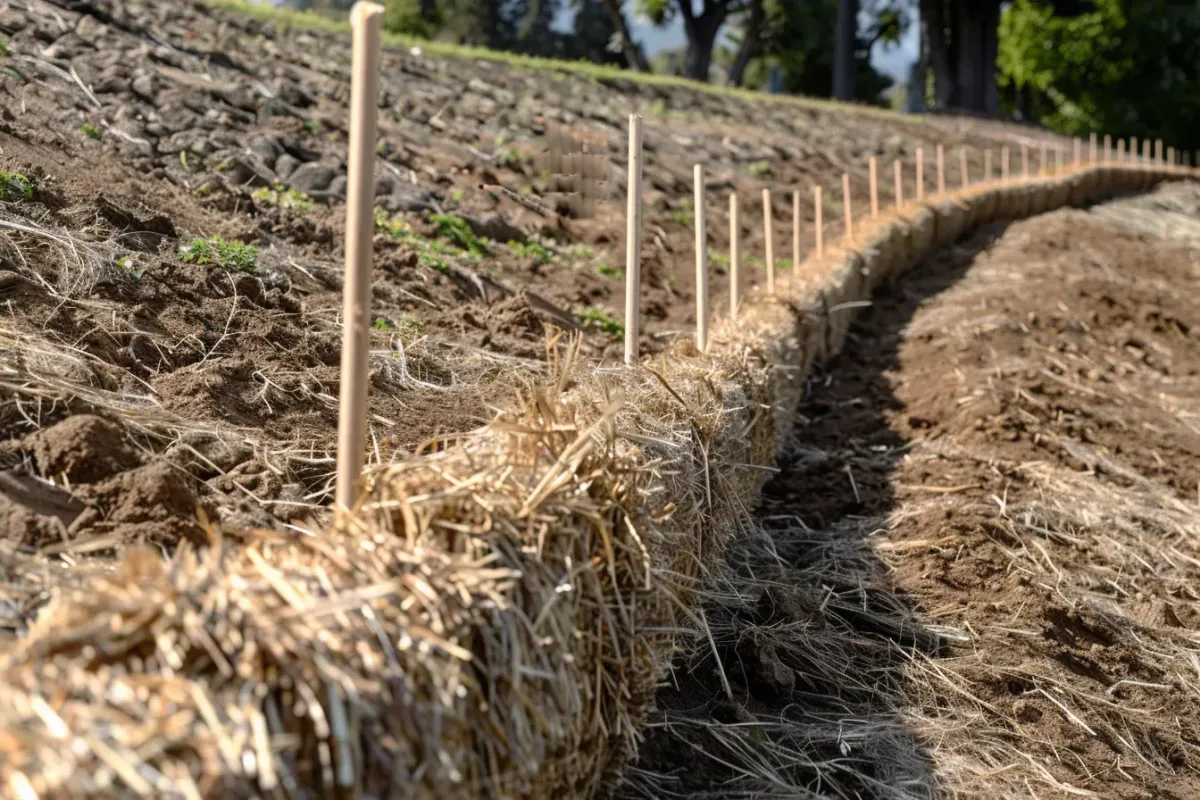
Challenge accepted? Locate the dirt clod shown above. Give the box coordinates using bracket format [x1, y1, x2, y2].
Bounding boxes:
[27, 415, 141, 484]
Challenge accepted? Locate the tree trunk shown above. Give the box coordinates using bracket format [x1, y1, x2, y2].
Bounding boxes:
[601, 0, 650, 72]
[682, 11, 725, 81]
[832, 0, 858, 100]
[920, 0, 1000, 113]
[726, 0, 764, 87]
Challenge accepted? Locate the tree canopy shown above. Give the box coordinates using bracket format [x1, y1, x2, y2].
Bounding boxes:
[998, 0, 1200, 149]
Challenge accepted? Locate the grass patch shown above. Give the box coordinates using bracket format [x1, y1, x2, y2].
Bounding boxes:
[0, 171, 34, 201]
[431, 213, 489, 257]
[710, 252, 730, 267]
[748, 160, 774, 178]
[179, 236, 259, 273]
[253, 185, 313, 212]
[596, 264, 622, 279]
[509, 239, 555, 265]
[0, 39, 8, 58]
[81, 124, 103, 140]
[575, 307, 623, 337]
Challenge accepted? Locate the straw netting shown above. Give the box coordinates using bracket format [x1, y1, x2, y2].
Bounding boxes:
[0, 163, 1189, 798]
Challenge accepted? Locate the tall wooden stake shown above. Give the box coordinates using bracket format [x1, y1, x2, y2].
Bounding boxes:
[1089, 132, 1097, 164]
[1156, 139, 1164, 164]
[694, 165, 708, 353]
[1144, 138, 1152, 163]
[1131, 137, 1139, 163]
[959, 148, 969, 190]
[335, 1, 384, 522]
[1117, 139, 1125, 162]
[893, 159, 903, 208]
[762, 188, 775, 295]
[1002, 146, 1010, 182]
[869, 156, 879, 218]
[1021, 144, 1029, 179]
[791, 189, 800, 282]
[1056, 147, 1063, 173]
[813, 185, 823, 258]
[1103, 134, 1112, 164]
[729, 193, 740, 319]
[1039, 142, 1047, 175]
[1073, 137, 1081, 165]
[623, 113, 644, 366]
[916, 148, 925, 201]
[842, 173, 853, 242]
[1168, 146, 1176, 169]
[936, 144, 945, 194]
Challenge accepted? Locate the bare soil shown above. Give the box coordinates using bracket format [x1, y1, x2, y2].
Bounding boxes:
[625, 183, 1200, 799]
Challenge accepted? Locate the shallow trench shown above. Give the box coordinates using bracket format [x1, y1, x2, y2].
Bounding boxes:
[622, 182, 1200, 800]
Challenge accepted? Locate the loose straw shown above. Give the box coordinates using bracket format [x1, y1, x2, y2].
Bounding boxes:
[869, 156, 879, 218]
[694, 165, 708, 353]
[959, 148, 969, 190]
[762, 189, 774, 295]
[813, 185, 823, 258]
[334, 1, 383, 522]
[842, 173, 852, 242]
[893, 159, 902, 208]
[936, 144, 945, 194]
[623, 113, 644, 365]
[916, 147, 925, 201]
[729, 193, 740, 318]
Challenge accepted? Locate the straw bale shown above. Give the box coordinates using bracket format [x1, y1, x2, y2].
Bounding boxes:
[0, 164, 1187, 799]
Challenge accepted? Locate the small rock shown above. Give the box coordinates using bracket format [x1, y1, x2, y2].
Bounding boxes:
[274, 153, 300, 180]
[131, 74, 157, 101]
[246, 134, 282, 164]
[287, 162, 337, 193]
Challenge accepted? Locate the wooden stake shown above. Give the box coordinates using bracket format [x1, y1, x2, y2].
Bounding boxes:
[959, 148, 969, 190]
[762, 188, 775, 295]
[1103, 134, 1112, 164]
[1039, 142, 1047, 175]
[936, 144, 945, 194]
[842, 173, 853, 242]
[893, 159, 903, 208]
[729, 193, 740, 318]
[1168, 146, 1176, 169]
[868, 156, 879, 218]
[916, 147, 925, 201]
[1073, 137, 1081, 165]
[694, 165, 708, 353]
[1089, 132, 1097, 164]
[1001, 146, 1010, 182]
[1130, 136, 1139, 163]
[623, 113, 644, 366]
[1156, 138, 1164, 164]
[1055, 147, 1063, 173]
[791, 189, 800, 282]
[984, 149, 993, 181]
[813, 185, 823, 258]
[1117, 139, 1125, 162]
[1144, 138, 1152, 163]
[335, 1, 384, 522]
[1021, 144, 1029, 179]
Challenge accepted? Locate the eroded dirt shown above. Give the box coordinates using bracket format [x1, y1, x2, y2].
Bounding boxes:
[627, 183, 1200, 799]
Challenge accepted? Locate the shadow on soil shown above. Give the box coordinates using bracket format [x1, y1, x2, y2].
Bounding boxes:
[620, 223, 1011, 799]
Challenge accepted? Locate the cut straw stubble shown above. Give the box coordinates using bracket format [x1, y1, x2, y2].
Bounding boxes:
[335, 1, 383, 523]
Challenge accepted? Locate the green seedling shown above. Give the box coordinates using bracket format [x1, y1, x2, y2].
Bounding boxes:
[431, 213, 489, 256]
[748, 160, 774, 177]
[575, 307, 623, 337]
[179, 236, 258, 273]
[253, 185, 312, 212]
[568, 243, 595, 259]
[596, 264, 622, 279]
[81, 124, 102, 140]
[0, 171, 33, 201]
[116, 256, 145, 280]
[509, 239, 555, 265]
[304, 119, 320, 134]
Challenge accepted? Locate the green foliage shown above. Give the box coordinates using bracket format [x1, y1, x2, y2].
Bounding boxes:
[998, 0, 1200, 148]
[253, 185, 313, 212]
[508, 238, 555, 264]
[568, 243, 595, 259]
[671, 196, 694, 228]
[0, 39, 8, 58]
[116, 256, 146, 280]
[431, 214, 489, 256]
[374, 207, 412, 239]
[0, 171, 33, 201]
[596, 264, 622, 279]
[303, 119, 320, 133]
[179, 236, 259, 273]
[747, 160, 774, 177]
[575, 307, 624, 337]
[81, 124, 103, 140]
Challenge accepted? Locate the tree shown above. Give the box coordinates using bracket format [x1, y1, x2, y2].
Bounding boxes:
[998, 0, 1200, 149]
[640, 0, 752, 81]
[832, 0, 858, 99]
[726, 0, 765, 86]
[919, 0, 1001, 114]
[600, 0, 651, 70]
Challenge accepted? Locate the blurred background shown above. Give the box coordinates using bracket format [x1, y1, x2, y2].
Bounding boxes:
[274, 0, 1200, 149]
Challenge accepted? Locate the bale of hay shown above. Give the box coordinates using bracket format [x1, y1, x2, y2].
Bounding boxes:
[932, 199, 968, 247]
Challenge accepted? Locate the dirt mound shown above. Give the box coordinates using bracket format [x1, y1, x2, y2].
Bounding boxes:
[626, 183, 1200, 799]
[26, 415, 141, 484]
